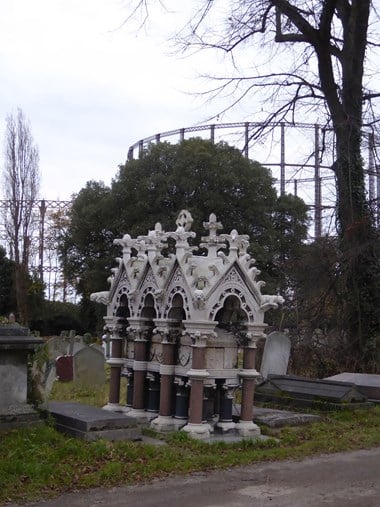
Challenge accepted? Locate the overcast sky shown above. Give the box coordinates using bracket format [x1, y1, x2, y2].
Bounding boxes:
[0, 0, 236, 201]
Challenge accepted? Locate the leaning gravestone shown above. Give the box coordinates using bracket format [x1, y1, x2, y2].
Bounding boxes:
[73, 345, 105, 386]
[260, 331, 291, 379]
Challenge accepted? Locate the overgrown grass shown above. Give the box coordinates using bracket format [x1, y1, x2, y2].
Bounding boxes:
[48, 367, 127, 407]
[1, 379, 379, 505]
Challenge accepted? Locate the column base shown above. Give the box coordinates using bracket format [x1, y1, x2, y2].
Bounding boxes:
[182, 422, 213, 440]
[150, 415, 186, 432]
[215, 421, 236, 433]
[235, 420, 261, 438]
[102, 403, 123, 412]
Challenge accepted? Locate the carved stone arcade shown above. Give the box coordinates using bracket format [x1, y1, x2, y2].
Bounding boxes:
[91, 210, 284, 439]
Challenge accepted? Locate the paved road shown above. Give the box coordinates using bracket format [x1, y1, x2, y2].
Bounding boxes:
[8, 448, 380, 507]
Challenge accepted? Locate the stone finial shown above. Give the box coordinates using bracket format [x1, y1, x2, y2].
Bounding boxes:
[202, 213, 223, 238]
[176, 210, 193, 232]
[200, 213, 226, 255]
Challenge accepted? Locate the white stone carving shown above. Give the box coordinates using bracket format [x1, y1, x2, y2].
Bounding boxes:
[91, 210, 285, 440]
[90, 291, 109, 305]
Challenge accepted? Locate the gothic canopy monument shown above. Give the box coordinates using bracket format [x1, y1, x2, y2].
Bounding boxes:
[91, 210, 284, 439]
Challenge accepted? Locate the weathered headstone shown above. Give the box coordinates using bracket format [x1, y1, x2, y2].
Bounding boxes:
[68, 330, 76, 355]
[260, 331, 291, 379]
[72, 342, 85, 356]
[46, 336, 69, 360]
[73, 345, 105, 386]
[56, 355, 73, 382]
[90, 343, 104, 354]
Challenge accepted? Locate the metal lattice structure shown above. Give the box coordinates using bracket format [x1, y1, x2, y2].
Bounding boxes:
[128, 121, 380, 238]
[0, 199, 72, 301]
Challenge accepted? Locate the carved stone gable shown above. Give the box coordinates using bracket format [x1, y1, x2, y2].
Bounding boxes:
[224, 266, 245, 287]
[139, 267, 158, 294]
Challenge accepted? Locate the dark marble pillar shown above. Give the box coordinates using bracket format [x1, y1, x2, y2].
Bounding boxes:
[132, 334, 148, 411]
[236, 328, 264, 437]
[151, 326, 180, 431]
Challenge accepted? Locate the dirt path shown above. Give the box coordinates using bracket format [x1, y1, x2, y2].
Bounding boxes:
[8, 447, 380, 507]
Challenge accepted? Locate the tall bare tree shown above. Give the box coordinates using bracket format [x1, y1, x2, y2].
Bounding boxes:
[127, 1, 380, 360]
[2, 108, 40, 324]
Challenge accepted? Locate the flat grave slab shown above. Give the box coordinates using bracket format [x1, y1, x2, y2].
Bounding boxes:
[325, 372, 380, 401]
[255, 374, 370, 409]
[253, 406, 321, 427]
[233, 405, 321, 428]
[45, 401, 142, 441]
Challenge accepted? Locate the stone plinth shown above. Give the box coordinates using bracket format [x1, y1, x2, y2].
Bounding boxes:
[0, 324, 44, 429]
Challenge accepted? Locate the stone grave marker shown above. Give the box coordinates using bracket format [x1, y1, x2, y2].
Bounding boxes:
[46, 336, 69, 361]
[68, 330, 76, 355]
[90, 343, 104, 354]
[73, 345, 105, 386]
[56, 355, 73, 382]
[72, 341, 85, 356]
[260, 331, 291, 379]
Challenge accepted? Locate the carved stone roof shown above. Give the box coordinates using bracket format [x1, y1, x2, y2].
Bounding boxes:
[91, 210, 284, 327]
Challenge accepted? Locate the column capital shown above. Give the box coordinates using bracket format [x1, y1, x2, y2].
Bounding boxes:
[127, 319, 151, 341]
[245, 324, 267, 346]
[183, 320, 217, 346]
[153, 319, 180, 343]
[108, 326, 124, 340]
[103, 317, 120, 335]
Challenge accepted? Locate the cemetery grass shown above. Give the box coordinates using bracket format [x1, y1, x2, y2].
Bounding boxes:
[1, 385, 380, 505]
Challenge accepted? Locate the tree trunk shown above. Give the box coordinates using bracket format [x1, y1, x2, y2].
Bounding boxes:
[314, 1, 379, 360]
[14, 264, 29, 325]
[333, 123, 380, 358]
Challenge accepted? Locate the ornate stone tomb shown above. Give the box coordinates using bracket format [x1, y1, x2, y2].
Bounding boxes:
[91, 210, 284, 439]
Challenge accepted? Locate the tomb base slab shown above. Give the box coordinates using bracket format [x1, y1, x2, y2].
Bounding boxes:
[102, 402, 124, 412]
[127, 408, 157, 422]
